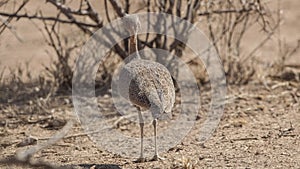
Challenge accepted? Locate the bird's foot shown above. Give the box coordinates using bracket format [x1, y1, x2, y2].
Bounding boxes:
[134, 157, 146, 163]
[150, 154, 165, 161]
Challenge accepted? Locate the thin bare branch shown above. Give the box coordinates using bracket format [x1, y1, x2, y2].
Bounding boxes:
[109, 0, 125, 17]
[0, 12, 99, 28]
[241, 21, 281, 63]
[0, 0, 29, 35]
[46, 0, 93, 34]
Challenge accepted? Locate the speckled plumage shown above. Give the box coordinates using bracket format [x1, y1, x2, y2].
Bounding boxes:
[119, 58, 175, 118]
[118, 14, 175, 162]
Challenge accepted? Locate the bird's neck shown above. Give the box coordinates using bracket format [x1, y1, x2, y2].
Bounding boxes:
[129, 33, 141, 59]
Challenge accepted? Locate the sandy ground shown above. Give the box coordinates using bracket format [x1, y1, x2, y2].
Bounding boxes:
[0, 0, 299, 169]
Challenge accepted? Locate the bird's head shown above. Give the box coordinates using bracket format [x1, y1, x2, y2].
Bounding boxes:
[123, 13, 141, 35]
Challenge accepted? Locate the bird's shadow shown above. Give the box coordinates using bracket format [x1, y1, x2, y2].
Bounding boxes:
[65, 163, 122, 169]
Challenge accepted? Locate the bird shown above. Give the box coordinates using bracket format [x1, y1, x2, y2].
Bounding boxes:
[117, 14, 175, 162]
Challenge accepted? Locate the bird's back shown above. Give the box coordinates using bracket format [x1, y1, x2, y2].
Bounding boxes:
[118, 59, 175, 116]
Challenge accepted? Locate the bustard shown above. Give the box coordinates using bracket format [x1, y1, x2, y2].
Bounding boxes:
[118, 14, 175, 162]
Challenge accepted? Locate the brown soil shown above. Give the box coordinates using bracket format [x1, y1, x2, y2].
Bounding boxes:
[1, 83, 299, 168]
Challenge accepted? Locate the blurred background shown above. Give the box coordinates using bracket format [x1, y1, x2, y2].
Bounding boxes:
[1, 0, 299, 86]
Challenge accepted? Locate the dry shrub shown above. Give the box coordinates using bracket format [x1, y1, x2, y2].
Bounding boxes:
[0, 63, 50, 104]
[0, 0, 277, 90]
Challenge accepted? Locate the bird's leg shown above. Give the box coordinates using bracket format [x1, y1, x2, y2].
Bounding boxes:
[151, 118, 164, 161]
[134, 110, 146, 163]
